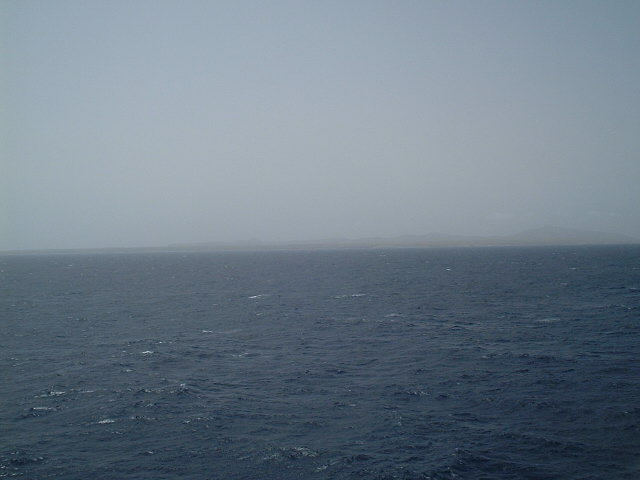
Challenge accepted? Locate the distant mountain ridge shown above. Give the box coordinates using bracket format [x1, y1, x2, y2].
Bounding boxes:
[3, 227, 637, 255]
[170, 226, 638, 251]
[505, 226, 638, 245]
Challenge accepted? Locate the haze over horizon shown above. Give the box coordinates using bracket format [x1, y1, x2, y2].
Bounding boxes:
[3, 1, 639, 251]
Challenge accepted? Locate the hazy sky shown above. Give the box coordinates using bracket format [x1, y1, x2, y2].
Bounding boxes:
[2, 0, 639, 250]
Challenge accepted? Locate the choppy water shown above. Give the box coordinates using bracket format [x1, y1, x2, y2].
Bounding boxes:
[2, 246, 639, 479]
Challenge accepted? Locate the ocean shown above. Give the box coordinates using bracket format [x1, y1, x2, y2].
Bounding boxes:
[2, 245, 639, 479]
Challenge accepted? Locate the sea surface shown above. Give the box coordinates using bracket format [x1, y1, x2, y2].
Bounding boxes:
[2, 246, 639, 479]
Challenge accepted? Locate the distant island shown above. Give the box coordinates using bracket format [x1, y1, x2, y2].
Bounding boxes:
[2, 226, 638, 255]
[168, 226, 639, 252]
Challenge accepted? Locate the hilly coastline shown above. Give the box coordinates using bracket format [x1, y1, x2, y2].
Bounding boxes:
[2, 227, 637, 255]
[169, 226, 638, 252]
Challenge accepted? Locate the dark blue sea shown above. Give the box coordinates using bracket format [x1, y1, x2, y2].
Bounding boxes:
[2, 246, 639, 479]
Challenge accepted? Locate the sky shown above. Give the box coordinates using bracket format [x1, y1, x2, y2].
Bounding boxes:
[2, 0, 639, 250]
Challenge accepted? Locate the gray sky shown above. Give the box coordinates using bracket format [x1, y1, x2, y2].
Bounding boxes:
[2, 0, 639, 250]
